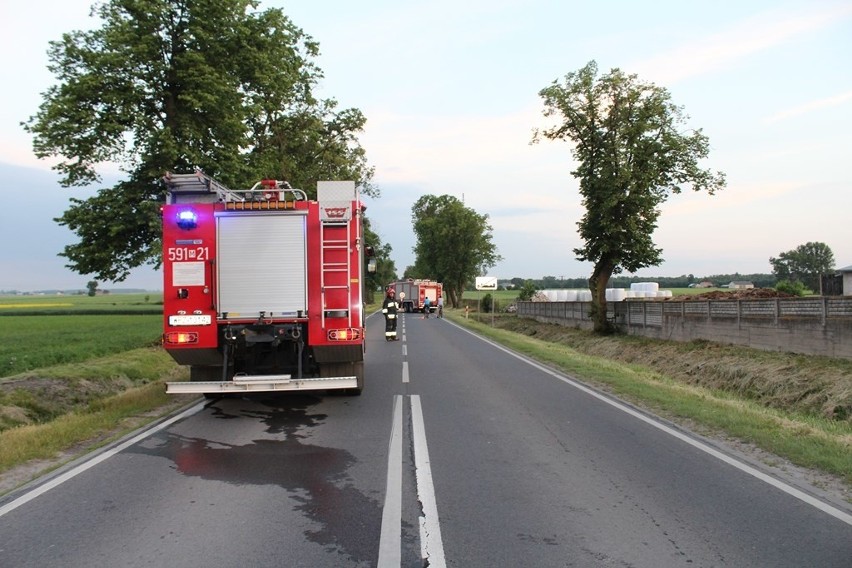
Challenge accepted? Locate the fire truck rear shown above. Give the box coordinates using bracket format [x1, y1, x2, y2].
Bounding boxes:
[392, 279, 442, 313]
[161, 170, 369, 396]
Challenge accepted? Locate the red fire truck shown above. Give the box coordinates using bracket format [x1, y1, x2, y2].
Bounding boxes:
[160, 170, 371, 396]
[391, 279, 442, 313]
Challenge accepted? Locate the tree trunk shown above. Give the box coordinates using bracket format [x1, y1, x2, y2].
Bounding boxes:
[448, 287, 459, 309]
[589, 259, 615, 334]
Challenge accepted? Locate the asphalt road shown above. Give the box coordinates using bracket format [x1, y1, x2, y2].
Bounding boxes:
[0, 312, 850, 567]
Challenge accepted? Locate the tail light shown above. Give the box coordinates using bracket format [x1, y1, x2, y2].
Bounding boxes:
[328, 328, 362, 341]
[164, 332, 199, 344]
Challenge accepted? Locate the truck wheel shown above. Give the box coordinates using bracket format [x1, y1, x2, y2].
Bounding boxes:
[321, 361, 364, 396]
[348, 361, 364, 396]
[190, 366, 226, 399]
[190, 366, 221, 381]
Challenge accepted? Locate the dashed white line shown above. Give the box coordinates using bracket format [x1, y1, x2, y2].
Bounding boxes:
[411, 395, 447, 567]
[377, 395, 404, 567]
[379, 314, 446, 565]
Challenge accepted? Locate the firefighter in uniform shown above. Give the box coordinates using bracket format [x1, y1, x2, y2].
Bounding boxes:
[382, 288, 400, 341]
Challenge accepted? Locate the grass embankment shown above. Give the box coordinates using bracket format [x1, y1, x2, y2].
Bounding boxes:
[0, 294, 193, 490]
[0, 349, 188, 474]
[446, 309, 852, 490]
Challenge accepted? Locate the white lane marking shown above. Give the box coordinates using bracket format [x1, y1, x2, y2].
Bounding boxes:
[447, 320, 852, 527]
[411, 395, 447, 567]
[378, 395, 403, 567]
[0, 401, 207, 518]
[402, 316, 409, 383]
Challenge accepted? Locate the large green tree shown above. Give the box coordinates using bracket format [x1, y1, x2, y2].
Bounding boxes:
[533, 61, 726, 332]
[411, 195, 501, 308]
[24, 0, 376, 282]
[770, 241, 835, 293]
[363, 217, 397, 304]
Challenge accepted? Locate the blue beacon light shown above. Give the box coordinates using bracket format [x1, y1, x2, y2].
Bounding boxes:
[176, 209, 198, 229]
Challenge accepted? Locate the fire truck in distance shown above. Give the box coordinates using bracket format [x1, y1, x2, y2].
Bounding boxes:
[391, 279, 442, 313]
[161, 170, 373, 396]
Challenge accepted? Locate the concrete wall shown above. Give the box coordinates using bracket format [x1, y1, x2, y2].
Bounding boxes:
[518, 298, 852, 359]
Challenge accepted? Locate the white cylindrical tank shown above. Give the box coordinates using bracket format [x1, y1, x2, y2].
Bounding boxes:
[564, 290, 578, 301]
[631, 282, 660, 293]
[556, 289, 568, 301]
[606, 288, 627, 301]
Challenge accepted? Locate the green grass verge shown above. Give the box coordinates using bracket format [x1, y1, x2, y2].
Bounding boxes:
[1, 315, 162, 376]
[0, 381, 180, 472]
[0, 347, 183, 430]
[0, 348, 189, 483]
[445, 309, 852, 486]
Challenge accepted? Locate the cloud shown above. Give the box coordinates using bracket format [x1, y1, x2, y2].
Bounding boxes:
[660, 180, 803, 215]
[362, 101, 571, 190]
[633, 3, 852, 84]
[764, 90, 852, 124]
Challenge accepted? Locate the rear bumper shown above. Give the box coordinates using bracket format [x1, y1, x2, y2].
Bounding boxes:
[166, 374, 357, 394]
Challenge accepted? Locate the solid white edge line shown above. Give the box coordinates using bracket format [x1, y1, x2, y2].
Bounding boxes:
[447, 320, 852, 527]
[411, 395, 447, 568]
[377, 395, 403, 567]
[0, 400, 207, 518]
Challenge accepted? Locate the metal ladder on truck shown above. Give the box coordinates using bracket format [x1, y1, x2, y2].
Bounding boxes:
[317, 181, 358, 329]
[162, 169, 244, 203]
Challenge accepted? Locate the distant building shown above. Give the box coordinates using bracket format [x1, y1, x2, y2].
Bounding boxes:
[839, 265, 852, 296]
[728, 281, 754, 289]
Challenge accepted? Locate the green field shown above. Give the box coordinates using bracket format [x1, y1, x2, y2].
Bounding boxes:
[0, 293, 163, 315]
[1, 315, 162, 377]
[462, 289, 525, 304]
[0, 294, 164, 377]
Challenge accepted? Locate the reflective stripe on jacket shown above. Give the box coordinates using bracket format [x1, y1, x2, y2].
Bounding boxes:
[382, 297, 399, 315]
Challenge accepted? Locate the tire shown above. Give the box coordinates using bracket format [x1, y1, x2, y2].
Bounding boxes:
[190, 366, 223, 399]
[190, 365, 222, 382]
[346, 361, 364, 396]
[320, 361, 364, 396]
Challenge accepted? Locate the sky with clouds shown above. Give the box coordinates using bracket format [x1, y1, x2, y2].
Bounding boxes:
[1, 0, 851, 291]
